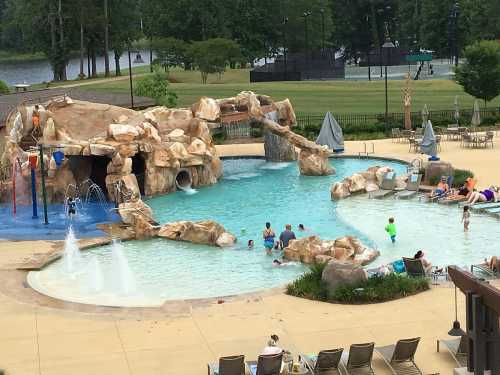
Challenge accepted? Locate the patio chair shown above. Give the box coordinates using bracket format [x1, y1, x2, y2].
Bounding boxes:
[208, 355, 246, 375]
[408, 138, 420, 153]
[470, 264, 500, 278]
[401, 130, 413, 142]
[391, 128, 402, 143]
[369, 172, 397, 199]
[395, 174, 422, 199]
[415, 128, 423, 137]
[461, 133, 472, 148]
[437, 335, 468, 368]
[246, 353, 283, 375]
[301, 348, 344, 374]
[376, 337, 423, 375]
[402, 258, 427, 278]
[484, 131, 494, 148]
[436, 135, 442, 152]
[342, 342, 375, 375]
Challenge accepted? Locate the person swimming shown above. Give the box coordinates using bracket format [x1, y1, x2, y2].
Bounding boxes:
[248, 239, 254, 249]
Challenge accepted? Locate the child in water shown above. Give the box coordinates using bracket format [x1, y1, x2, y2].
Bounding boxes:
[462, 206, 470, 232]
[385, 217, 397, 243]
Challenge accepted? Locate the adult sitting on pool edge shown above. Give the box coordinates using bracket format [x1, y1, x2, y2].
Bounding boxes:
[466, 186, 498, 205]
[263, 222, 276, 255]
[485, 256, 499, 272]
[279, 224, 296, 249]
[428, 176, 450, 199]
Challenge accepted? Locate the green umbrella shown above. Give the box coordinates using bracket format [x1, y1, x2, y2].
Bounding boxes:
[471, 100, 481, 127]
[453, 96, 460, 125]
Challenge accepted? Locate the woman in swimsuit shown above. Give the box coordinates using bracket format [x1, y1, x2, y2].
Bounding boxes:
[466, 186, 498, 205]
[262, 222, 275, 255]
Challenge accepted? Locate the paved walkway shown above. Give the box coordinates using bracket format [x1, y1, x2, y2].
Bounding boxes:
[1, 138, 499, 375]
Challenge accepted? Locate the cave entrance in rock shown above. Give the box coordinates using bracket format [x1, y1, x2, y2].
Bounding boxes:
[132, 154, 146, 196]
[88, 156, 111, 198]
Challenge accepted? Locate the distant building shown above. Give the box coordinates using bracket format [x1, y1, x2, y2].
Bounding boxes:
[250, 49, 345, 82]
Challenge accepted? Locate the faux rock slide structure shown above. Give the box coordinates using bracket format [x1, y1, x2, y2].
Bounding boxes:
[0, 91, 334, 238]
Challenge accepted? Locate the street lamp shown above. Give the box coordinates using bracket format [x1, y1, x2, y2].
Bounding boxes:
[450, 2, 460, 66]
[282, 16, 288, 80]
[382, 22, 395, 134]
[302, 10, 312, 79]
[127, 44, 144, 109]
[320, 8, 325, 52]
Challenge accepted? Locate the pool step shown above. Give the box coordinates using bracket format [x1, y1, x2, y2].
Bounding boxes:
[469, 202, 500, 212]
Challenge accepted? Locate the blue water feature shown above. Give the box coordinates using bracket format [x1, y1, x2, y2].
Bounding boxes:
[28, 157, 412, 307]
[0, 202, 119, 240]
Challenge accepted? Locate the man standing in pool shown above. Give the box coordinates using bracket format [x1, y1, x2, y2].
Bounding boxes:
[263, 222, 276, 255]
[279, 224, 296, 250]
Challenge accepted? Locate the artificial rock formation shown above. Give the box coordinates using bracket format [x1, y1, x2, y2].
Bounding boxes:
[158, 220, 236, 247]
[321, 261, 368, 291]
[330, 166, 409, 200]
[283, 235, 379, 266]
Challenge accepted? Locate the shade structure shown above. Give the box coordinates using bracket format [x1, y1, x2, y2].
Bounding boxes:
[453, 96, 460, 125]
[471, 99, 481, 127]
[420, 120, 437, 157]
[316, 112, 344, 153]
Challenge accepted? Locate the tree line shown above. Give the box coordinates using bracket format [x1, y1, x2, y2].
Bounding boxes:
[0, 0, 498, 81]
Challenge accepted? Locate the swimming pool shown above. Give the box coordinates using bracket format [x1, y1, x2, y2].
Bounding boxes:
[29, 157, 413, 307]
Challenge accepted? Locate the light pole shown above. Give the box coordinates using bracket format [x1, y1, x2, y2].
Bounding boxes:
[451, 2, 460, 66]
[303, 10, 311, 79]
[282, 16, 288, 80]
[320, 8, 325, 52]
[382, 22, 395, 134]
[366, 14, 371, 81]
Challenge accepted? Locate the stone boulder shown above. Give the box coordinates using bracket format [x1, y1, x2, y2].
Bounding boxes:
[90, 143, 115, 156]
[144, 107, 193, 135]
[298, 150, 334, 176]
[321, 261, 368, 291]
[347, 173, 366, 193]
[192, 97, 220, 121]
[43, 117, 57, 142]
[109, 124, 139, 142]
[167, 129, 190, 143]
[118, 199, 154, 225]
[330, 182, 351, 200]
[284, 235, 379, 266]
[375, 166, 394, 185]
[158, 220, 236, 248]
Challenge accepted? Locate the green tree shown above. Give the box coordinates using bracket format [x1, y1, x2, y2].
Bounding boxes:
[151, 37, 188, 73]
[461, 0, 500, 43]
[0, 79, 9, 94]
[188, 38, 242, 83]
[134, 69, 177, 107]
[455, 40, 500, 106]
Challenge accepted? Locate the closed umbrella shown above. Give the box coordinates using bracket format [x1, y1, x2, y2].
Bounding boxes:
[420, 120, 438, 160]
[421, 104, 429, 126]
[316, 112, 344, 152]
[471, 99, 481, 127]
[453, 96, 460, 125]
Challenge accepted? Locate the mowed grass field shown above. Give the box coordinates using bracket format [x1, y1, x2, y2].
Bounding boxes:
[83, 68, 500, 115]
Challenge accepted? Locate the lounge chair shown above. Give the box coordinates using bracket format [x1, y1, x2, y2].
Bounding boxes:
[369, 172, 397, 199]
[246, 353, 283, 375]
[470, 264, 500, 278]
[342, 342, 375, 375]
[402, 258, 427, 278]
[395, 174, 422, 199]
[208, 355, 246, 375]
[301, 348, 344, 374]
[437, 335, 468, 367]
[375, 337, 423, 375]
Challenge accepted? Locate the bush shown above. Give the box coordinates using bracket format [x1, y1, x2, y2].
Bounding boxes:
[453, 169, 474, 188]
[286, 266, 430, 304]
[0, 79, 9, 94]
[134, 69, 177, 107]
[250, 128, 263, 138]
[330, 273, 430, 303]
[286, 262, 328, 300]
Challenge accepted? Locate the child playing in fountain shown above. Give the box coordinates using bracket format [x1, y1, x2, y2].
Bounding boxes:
[67, 197, 76, 219]
[462, 206, 470, 232]
[385, 217, 397, 243]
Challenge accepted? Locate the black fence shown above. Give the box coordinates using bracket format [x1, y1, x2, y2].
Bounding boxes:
[296, 107, 500, 130]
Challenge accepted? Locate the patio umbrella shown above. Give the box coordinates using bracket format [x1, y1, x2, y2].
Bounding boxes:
[420, 119, 437, 158]
[453, 96, 460, 125]
[421, 104, 429, 126]
[471, 99, 481, 127]
[316, 112, 344, 152]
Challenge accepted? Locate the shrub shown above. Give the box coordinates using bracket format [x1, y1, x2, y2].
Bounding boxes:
[330, 273, 430, 303]
[286, 266, 430, 304]
[250, 128, 263, 138]
[134, 69, 177, 107]
[453, 169, 474, 188]
[0, 79, 9, 94]
[286, 262, 328, 300]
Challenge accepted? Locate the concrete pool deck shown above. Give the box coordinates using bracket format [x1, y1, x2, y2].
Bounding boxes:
[1, 137, 499, 375]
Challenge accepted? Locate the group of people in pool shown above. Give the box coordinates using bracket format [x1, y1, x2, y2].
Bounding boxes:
[430, 176, 499, 205]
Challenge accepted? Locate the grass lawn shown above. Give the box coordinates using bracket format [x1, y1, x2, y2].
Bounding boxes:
[82, 68, 500, 115]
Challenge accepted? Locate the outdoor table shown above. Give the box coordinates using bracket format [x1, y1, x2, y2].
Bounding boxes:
[13, 83, 31, 92]
[446, 127, 460, 141]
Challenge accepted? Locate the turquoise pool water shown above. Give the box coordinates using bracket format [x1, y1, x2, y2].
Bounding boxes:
[29, 158, 412, 307]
